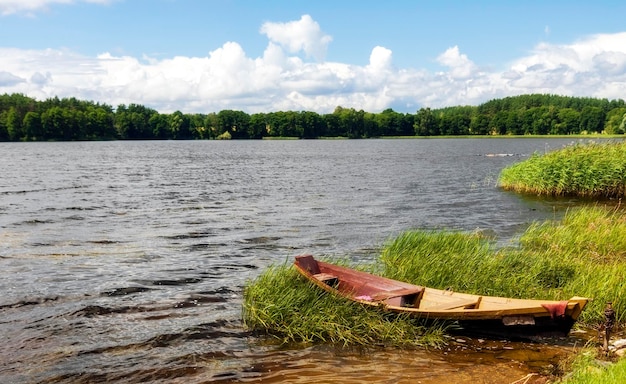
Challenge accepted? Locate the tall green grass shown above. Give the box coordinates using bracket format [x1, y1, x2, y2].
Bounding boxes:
[242, 263, 445, 347]
[558, 349, 626, 384]
[498, 141, 626, 198]
[380, 205, 626, 324]
[518, 205, 626, 322]
[379, 231, 497, 293]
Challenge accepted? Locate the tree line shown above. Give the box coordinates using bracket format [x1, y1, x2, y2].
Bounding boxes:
[0, 93, 625, 142]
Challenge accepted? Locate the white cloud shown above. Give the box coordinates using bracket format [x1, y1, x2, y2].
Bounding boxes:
[0, 0, 113, 15]
[503, 32, 626, 99]
[367, 46, 393, 72]
[1, 16, 625, 113]
[436, 46, 479, 79]
[260, 14, 332, 62]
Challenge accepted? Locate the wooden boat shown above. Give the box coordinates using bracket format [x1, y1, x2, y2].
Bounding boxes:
[294, 255, 589, 338]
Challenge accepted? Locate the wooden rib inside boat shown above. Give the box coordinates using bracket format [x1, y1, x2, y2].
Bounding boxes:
[294, 254, 589, 339]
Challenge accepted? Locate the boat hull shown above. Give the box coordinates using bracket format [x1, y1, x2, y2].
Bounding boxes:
[456, 317, 577, 339]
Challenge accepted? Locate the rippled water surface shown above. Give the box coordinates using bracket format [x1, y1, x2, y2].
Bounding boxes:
[0, 138, 609, 383]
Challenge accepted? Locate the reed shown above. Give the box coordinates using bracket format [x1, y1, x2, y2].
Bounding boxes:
[379, 230, 496, 293]
[243, 205, 625, 345]
[498, 141, 626, 198]
[379, 205, 626, 324]
[558, 349, 626, 384]
[242, 262, 446, 347]
[518, 205, 626, 322]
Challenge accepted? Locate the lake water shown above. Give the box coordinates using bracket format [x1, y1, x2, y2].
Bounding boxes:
[0, 138, 615, 383]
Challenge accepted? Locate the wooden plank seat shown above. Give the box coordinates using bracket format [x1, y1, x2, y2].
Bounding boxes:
[426, 296, 482, 311]
[371, 287, 425, 301]
[369, 287, 425, 308]
[313, 273, 338, 282]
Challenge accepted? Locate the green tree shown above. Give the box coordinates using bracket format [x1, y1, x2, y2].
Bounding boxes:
[6, 107, 23, 141]
[334, 107, 364, 138]
[579, 106, 605, 133]
[555, 108, 581, 134]
[470, 113, 490, 135]
[375, 108, 402, 136]
[216, 110, 250, 139]
[488, 111, 509, 135]
[204, 113, 219, 139]
[414, 107, 437, 136]
[85, 106, 116, 139]
[620, 114, 626, 134]
[115, 104, 157, 139]
[22, 111, 42, 140]
[362, 112, 379, 137]
[434, 106, 473, 135]
[41, 106, 67, 140]
[169, 111, 192, 139]
[0, 111, 8, 141]
[149, 113, 170, 139]
[300, 111, 324, 138]
[604, 108, 626, 134]
[248, 113, 268, 139]
[323, 112, 341, 137]
[187, 113, 208, 139]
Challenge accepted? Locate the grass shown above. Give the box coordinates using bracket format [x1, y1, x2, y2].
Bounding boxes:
[519, 205, 626, 322]
[498, 141, 626, 198]
[380, 205, 626, 324]
[558, 349, 626, 384]
[242, 262, 446, 348]
[379, 230, 498, 293]
[261, 136, 300, 140]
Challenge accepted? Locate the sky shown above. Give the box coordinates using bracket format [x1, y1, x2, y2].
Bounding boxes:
[1, 0, 626, 114]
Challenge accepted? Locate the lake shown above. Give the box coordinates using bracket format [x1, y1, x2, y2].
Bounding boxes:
[0, 138, 613, 383]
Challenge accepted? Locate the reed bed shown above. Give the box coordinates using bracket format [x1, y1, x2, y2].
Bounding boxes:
[498, 141, 626, 198]
[243, 205, 625, 346]
[242, 263, 445, 347]
[380, 205, 626, 324]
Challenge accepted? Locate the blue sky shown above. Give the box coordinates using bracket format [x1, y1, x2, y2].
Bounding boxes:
[1, 0, 626, 113]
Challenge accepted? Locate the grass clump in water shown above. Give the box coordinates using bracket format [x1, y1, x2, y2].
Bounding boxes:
[242, 262, 445, 347]
[557, 349, 626, 384]
[498, 141, 626, 198]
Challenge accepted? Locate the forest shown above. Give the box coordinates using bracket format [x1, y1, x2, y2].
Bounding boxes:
[0, 93, 625, 141]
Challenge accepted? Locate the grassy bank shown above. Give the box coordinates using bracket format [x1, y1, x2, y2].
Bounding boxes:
[558, 349, 626, 383]
[243, 205, 626, 345]
[498, 141, 626, 198]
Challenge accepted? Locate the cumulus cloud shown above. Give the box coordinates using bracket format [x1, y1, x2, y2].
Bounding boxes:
[503, 32, 626, 99]
[436, 46, 478, 79]
[0, 15, 625, 113]
[367, 46, 393, 72]
[260, 14, 332, 61]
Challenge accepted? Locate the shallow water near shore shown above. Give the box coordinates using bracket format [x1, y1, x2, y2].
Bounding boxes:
[1, 138, 620, 383]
